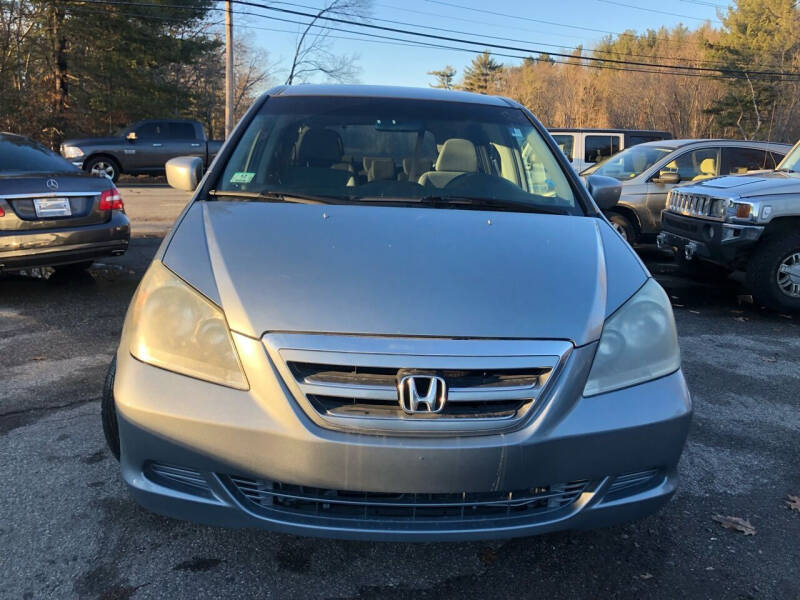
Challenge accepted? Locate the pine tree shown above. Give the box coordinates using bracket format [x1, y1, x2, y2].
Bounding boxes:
[460, 51, 503, 94]
[428, 66, 457, 89]
[705, 0, 800, 139]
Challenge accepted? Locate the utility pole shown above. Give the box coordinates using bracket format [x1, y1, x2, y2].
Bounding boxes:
[225, 0, 234, 138]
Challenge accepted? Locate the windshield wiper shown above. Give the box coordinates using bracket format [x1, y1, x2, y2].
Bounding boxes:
[776, 167, 797, 173]
[415, 195, 570, 215]
[208, 190, 345, 204]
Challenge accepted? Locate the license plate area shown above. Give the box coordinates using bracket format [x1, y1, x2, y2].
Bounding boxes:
[33, 197, 72, 218]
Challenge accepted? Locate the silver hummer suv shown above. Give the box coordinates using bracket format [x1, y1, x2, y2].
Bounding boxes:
[658, 140, 800, 312]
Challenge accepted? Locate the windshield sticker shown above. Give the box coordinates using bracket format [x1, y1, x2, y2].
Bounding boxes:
[230, 171, 255, 183]
[510, 128, 523, 139]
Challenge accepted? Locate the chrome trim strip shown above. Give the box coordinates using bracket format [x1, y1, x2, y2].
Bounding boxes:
[0, 191, 100, 199]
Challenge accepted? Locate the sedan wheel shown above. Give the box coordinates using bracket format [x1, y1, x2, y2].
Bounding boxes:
[606, 211, 637, 245]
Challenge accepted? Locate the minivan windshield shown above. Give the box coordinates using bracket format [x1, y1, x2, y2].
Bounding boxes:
[777, 142, 800, 173]
[585, 145, 672, 180]
[216, 96, 581, 215]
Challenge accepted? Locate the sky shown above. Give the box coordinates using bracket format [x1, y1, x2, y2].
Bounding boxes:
[230, 0, 726, 88]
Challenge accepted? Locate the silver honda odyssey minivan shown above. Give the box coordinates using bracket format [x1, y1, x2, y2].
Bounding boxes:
[103, 85, 692, 541]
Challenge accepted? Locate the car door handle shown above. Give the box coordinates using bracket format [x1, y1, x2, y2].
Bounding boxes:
[152, 143, 162, 147]
[190, 143, 200, 147]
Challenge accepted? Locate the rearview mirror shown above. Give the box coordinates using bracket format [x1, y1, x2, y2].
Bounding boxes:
[166, 156, 203, 192]
[585, 174, 621, 210]
[654, 171, 680, 184]
[126, 131, 137, 142]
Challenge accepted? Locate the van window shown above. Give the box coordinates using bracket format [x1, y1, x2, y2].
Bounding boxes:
[551, 134, 574, 160]
[584, 135, 620, 164]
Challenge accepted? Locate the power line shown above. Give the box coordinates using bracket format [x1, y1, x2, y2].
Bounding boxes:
[596, 0, 722, 22]
[62, 0, 800, 80]
[265, 0, 747, 69]
[228, 0, 800, 79]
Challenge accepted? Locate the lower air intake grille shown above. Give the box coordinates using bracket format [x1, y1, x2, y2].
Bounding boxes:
[228, 475, 588, 522]
[146, 462, 213, 498]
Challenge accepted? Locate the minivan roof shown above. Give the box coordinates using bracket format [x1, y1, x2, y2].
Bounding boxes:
[268, 84, 518, 107]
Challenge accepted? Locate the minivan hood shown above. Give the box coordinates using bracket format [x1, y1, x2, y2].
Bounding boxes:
[685, 171, 800, 197]
[181, 202, 647, 346]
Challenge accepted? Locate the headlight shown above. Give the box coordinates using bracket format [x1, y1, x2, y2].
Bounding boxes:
[711, 198, 728, 218]
[583, 278, 680, 396]
[62, 146, 84, 159]
[128, 261, 248, 389]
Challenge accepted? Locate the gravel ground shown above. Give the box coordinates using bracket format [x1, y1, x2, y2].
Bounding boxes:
[1, 188, 798, 600]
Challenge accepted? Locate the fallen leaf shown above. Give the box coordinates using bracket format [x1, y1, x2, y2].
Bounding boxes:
[779, 314, 793, 319]
[640, 573, 653, 580]
[689, 310, 700, 314]
[786, 495, 800, 512]
[712, 514, 756, 535]
[32, 356, 46, 361]
[734, 317, 748, 322]
[673, 303, 685, 308]
[761, 356, 777, 363]
[478, 546, 499, 566]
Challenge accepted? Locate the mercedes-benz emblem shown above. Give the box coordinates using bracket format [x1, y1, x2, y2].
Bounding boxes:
[46, 178, 59, 191]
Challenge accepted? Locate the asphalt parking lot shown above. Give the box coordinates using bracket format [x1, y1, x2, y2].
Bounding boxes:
[1, 187, 798, 600]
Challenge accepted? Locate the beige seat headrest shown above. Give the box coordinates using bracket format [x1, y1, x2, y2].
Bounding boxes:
[435, 139, 478, 173]
[368, 158, 395, 181]
[699, 157, 716, 175]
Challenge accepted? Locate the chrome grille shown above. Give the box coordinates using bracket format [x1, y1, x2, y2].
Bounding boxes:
[228, 475, 589, 522]
[263, 334, 570, 435]
[667, 190, 725, 219]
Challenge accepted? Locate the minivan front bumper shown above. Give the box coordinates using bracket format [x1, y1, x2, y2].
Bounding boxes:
[114, 332, 692, 541]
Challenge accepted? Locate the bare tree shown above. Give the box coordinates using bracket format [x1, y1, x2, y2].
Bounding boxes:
[285, 0, 369, 84]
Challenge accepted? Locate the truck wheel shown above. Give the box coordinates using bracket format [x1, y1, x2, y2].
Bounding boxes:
[746, 232, 800, 312]
[101, 356, 121, 461]
[606, 211, 637, 245]
[85, 156, 120, 182]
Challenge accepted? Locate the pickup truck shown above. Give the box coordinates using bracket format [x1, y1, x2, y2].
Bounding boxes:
[658, 139, 800, 312]
[60, 119, 222, 182]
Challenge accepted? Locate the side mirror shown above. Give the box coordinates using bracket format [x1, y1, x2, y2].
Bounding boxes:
[585, 174, 621, 210]
[654, 171, 680, 184]
[166, 156, 203, 192]
[125, 131, 138, 142]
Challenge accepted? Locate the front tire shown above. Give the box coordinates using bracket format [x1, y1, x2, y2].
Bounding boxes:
[101, 356, 121, 461]
[746, 233, 800, 312]
[85, 156, 120, 182]
[606, 211, 637, 245]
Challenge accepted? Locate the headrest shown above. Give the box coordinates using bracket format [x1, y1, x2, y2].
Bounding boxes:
[435, 138, 478, 173]
[297, 128, 342, 166]
[403, 157, 431, 175]
[368, 157, 395, 181]
[700, 158, 716, 174]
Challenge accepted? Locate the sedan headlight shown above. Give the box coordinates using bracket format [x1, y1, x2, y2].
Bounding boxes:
[128, 261, 248, 389]
[62, 145, 84, 159]
[584, 278, 680, 396]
